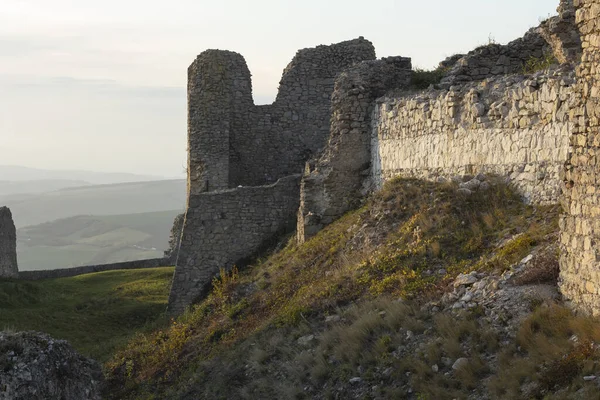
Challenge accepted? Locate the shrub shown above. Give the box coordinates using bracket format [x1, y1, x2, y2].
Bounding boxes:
[513, 248, 560, 286]
[523, 51, 558, 74]
[411, 67, 449, 90]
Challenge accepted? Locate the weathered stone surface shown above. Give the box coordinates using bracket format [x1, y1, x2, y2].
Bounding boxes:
[187, 38, 376, 195]
[0, 206, 18, 278]
[559, 0, 600, 316]
[297, 57, 413, 242]
[440, 27, 550, 88]
[0, 331, 103, 400]
[168, 175, 301, 314]
[540, 0, 582, 64]
[170, 38, 377, 314]
[370, 65, 576, 205]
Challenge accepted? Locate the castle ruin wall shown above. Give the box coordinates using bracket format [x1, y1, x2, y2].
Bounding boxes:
[559, 0, 600, 315]
[171, 38, 377, 313]
[297, 57, 413, 242]
[371, 66, 576, 204]
[0, 206, 18, 278]
[168, 175, 301, 314]
[440, 28, 551, 88]
[187, 38, 376, 194]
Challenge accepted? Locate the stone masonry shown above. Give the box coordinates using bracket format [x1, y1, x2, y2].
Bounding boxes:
[169, 176, 301, 314]
[169, 0, 600, 316]
[560, 0, 600, 315]
[370, 65, 576, 205]
[439, 28, 550, 88]
[297, 57, 413, 242]
[169, 39, 376, 313]
[297, 1, 581, 243]
[0, 206, 18, 278]
[187, 38, 375, 195]
[540, 0, 583, 64]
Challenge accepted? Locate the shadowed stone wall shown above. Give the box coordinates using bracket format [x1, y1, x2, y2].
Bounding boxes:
[0, 206, 18, 278]
[168, 175, 301, 314]
[170, 38, 375, 313]
[297, 57, 413, 242]
[559, 0, 600, 315]
[187, 38, 376, 195]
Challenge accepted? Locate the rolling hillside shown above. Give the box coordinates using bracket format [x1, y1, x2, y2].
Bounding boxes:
[2, 179, 186, 228]
[17, 210, 182, 271]
[0, 165, 168, 184]
[0, 267, 174, 361]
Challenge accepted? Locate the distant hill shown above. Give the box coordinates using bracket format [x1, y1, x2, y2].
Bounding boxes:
[1, 179, 186, 228]
[17, 210, 182, 271]
[0, 165, 173, 185]
[0, 179, 92, 197]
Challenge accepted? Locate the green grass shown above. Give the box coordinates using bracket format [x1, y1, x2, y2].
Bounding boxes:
[17, 210, 181, 270]
[0, 267, 174, 361]
[104, 178, 560, 399]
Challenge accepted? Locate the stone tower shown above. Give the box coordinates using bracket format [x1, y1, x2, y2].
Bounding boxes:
[0, 207, 18, 278]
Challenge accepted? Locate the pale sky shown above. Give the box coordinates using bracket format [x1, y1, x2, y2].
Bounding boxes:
[0, 0, 558, 177]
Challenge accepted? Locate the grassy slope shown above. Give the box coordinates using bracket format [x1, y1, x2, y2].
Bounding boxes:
[105, 178, 581, 399]
[0, 267, 174, 361]
[17, 210, 181, 270]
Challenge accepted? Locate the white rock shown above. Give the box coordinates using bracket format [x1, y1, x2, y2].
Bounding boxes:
[520, 254, 534, 264]
[325, 315, 341, 323]
[461, 293, 473, 302]
[452, 358, 469, 370]
[454, 272, 478, 287]
[297, 335, 315, 346]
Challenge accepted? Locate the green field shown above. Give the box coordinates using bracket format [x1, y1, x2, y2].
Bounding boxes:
[17, 210, 182, 270]
[0, 267, 174, 361]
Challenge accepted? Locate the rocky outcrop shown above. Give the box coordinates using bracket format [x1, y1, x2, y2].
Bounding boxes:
[0, 331, 103, 400]
[0, 207, 18, 278]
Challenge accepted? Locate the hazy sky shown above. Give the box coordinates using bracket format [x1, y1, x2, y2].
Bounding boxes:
[1, 0, 558, 177]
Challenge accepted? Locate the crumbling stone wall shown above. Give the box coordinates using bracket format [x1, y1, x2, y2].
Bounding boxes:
[168, 175, 301, 314]
[371, 66, 576, 204]
[297, 57, 413, 242]
[540, 0, 582, 64]
[559, 0, 600, 315]
[170, 38, 376, 313]
[440, 29, 550, 88]
[0, 206, 18, 278]
[187, 38, 375, 195]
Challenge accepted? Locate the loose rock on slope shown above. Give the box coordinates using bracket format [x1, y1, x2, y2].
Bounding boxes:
[0, 331, 103, 400]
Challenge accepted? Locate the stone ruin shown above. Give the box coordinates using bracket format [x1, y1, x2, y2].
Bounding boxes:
[0, 206, 18, 278]
[168, 0, 600, 317]
[560, 0, 600, 315]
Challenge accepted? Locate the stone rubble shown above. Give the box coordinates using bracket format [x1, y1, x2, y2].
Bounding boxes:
[0, 331, 103, 400]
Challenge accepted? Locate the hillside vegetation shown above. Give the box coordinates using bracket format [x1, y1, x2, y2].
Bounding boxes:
[0, 267, 174, 361]
[17, 210, 181, 270]
[102, 178, 600, 399]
